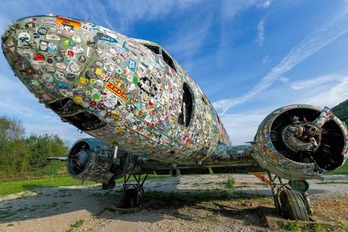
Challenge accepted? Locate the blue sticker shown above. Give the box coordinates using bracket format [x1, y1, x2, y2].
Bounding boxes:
[128, 59, 136, 72]
[58, 81, 69, 89]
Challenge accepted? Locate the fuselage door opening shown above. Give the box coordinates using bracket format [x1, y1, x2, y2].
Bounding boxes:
[178, 83, 193, 127]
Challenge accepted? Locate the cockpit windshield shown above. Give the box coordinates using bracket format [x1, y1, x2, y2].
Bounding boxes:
[142, 43, 176, 72]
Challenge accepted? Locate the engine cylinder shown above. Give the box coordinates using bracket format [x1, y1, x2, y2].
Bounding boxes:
[252, 104, 348, 180]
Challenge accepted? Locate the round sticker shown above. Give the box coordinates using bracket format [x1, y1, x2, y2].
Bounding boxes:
[74, 96, 83, 103]
[37, 27, 48, 35]
[42, 73, 53, 82]
[56, 62, 66, 69]
[54, 70, 66, 81]
[72, 35, 81, 43]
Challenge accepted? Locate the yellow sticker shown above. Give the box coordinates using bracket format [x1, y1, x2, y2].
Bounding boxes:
[95, 68, 102, 75]
[74, 96, 83, 103]
[105, 82, 129, 102]
[90, 78, 96, 84]
[79, 77, 87, 85]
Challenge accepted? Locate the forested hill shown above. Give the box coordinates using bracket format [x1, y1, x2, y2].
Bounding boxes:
[332, 99, 348, 125]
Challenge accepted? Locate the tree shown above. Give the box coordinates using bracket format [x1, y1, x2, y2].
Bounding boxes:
[0, 116, 69, 178]
[0, 116, 25, 142]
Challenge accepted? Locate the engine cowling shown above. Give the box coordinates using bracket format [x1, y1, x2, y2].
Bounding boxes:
[252, 104, 348, 180]
[67, 138, 117, 183]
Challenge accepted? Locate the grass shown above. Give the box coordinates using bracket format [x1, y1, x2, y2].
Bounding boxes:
[318, 181, 348, 185]
[225, 177, 235, 189]
[330, 163, 348, 175]
[66, 219, 85, 232]
[283, 220, 302, 231]
[0, 174, 169, 197]
[0, 176, 95, 197]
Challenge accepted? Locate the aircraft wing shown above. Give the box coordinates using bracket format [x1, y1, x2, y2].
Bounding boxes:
[47, 157, 68, 162]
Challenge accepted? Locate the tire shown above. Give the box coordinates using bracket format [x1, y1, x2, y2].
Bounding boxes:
[279, 189, 309, 221]
[117, 189, 140, 208]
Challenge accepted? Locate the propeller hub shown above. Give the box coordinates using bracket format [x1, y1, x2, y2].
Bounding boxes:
[74, 150, 89, 167]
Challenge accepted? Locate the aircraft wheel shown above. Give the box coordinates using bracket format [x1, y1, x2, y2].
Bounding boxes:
[117, 189, 140, 208]
[279, 189, 309, 221]
[102, 181, 116, 190]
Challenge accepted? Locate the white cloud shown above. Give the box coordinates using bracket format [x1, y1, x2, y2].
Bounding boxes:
[261, 55, 271, 65]
[106, 0, 201, 32]
[290, 75, 348, 90]
[258, 0, 272, 8]
[213, 10, 348, 114]
[257, 19, 265, 45]
[288, 74, 348, 108]
[24, 123, 90, 147]
[221, 0, 258, 19]
[278, 76, 289, 84]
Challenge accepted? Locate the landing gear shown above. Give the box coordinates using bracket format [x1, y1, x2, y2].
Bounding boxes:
[117, 174, 148, 208]
[265, 172, 311, 221]
[279, 189, 309, 221]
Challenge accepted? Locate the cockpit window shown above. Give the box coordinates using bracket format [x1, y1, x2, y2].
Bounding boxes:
[162, 50, 176, 71]
[143, 44, 160, 54]
[142, 43, 176, 72]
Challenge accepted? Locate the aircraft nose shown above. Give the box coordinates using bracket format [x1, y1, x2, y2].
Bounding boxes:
[1, 14, 86, 100]
[2, 15, 49, 51]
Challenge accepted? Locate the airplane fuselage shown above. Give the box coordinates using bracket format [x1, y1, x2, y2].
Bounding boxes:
[2, 15, 231, 165]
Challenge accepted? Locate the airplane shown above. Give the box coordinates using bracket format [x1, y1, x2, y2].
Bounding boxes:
[2, 14, 348, 221]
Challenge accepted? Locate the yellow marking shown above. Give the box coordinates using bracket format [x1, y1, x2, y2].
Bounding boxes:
[105, 82, 129, 102]
[252, 172, 271, 185]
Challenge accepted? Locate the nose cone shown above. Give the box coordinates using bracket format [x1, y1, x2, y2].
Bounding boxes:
[1, 15, 88, 101]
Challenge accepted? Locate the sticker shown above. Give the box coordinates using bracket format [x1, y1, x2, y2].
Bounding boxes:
[105, 82, 129, 102]
[56, 16, 81, 29]
[42, 73, 53, 82]
[67, 62, 81, 75]
[39, 40, 48, 52]
[45, 66, 55, 73]
[25, 22, 35, 28]
[34, 53, 45, 61]
[46, 33, 61, 40]
[37, 27, 48, 35]
[48, 42, 57, 51]
[54, 70, 66, 81]
[95, 68, 103, 75]
[128, 59, 136, 72]
[72, 35, 81, 43]
[17, 31, 30, 48]
[58, 82, 69, 89]
[74, 96, 83, 103]
[56, 63, 66, 69]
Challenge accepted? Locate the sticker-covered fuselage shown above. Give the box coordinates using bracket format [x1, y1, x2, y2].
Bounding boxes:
[2, 15, 231, 165]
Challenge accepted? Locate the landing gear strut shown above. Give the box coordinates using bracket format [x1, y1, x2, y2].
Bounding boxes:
[117, 174, 148, 208]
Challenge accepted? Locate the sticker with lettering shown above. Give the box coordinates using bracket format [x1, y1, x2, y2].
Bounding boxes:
[105, 82, 129, 102]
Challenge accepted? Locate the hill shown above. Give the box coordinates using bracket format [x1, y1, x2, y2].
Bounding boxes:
[332, 99, 348, 124]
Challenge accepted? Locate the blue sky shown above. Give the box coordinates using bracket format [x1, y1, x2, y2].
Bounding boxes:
[1, 0, 348, 145]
